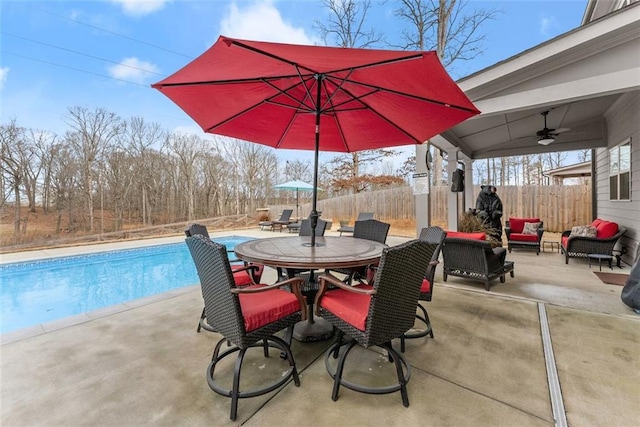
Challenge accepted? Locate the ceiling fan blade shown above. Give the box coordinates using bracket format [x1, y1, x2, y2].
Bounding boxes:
[551, 127, 571, 135]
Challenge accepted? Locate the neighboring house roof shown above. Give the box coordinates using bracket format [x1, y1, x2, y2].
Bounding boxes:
[432, 0, 639, 160]
[543, 161, 592, 178]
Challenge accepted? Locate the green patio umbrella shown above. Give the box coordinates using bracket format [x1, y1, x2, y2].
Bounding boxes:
[273, 180, 321, 220]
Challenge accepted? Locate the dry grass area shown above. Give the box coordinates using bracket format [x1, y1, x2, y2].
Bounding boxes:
[0, 207, 560, 253]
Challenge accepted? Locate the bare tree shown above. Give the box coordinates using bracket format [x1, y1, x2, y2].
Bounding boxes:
[316, 0, 400, 208]
[163, 132, 204, 221]
[65, 106, 124, 231]
[120, 117, 166, 226]
[392, 0, 500, 186]
[316, 0, 385, 48]
[0, 120, 26, 239]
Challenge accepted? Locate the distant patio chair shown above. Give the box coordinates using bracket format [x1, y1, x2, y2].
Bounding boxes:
[270, 209, 294, 232]
[337, 212, 374, 235]
[314, 239, 436, 407]
[328, 219, 390, 285]
[185, 235, 305, 421]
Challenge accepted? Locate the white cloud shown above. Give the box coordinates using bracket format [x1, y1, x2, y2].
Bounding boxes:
[110, 0, 171, 17]
[0, 67, 9, 90]
[540, 15, 556, 37]
[220, 0, 316, 45]
[108, 57, 160, 84]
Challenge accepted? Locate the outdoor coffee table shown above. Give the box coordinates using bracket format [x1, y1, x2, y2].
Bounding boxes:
[588, 254, 613, 271]
[235, 235, 387, 342]
[542, 240, 560, 252]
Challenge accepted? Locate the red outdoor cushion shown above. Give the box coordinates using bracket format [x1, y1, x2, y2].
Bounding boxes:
[446, 231, 486, 240]
[420, 279, 432, 293]
[596, 221, 619, 239]
[591, 218, 604, 228]
[232, 269, 254, 286]
[509, 218, 541, 234]
[509, 233, 539, 242]
[561, 235, 569, 248]
[320, 288, 371, 331]
[231, 263, 264, 286]
[239, 289, 300, 332]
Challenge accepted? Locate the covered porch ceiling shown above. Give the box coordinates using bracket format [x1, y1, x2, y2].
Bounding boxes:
[433, 2, 639, 160]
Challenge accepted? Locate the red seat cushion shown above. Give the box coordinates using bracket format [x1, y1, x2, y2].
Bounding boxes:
[420, 279, 432, 293]
[239, 289, 300, 332]
[320, 288, 371, 331]
[596, 221, 618, 239]
[509, 218, 540, 233]
[446, 231, 486, 240]
[509, 233, 539, 242]
[561, 235, 569, 248]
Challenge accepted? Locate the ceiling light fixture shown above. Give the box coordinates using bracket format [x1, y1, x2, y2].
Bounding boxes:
[538, 136, 555, 145]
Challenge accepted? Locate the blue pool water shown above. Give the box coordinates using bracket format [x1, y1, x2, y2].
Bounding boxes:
[0, 236, 253, 334]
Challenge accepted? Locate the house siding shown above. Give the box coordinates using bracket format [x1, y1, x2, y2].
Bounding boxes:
[595, 90, 640, 264]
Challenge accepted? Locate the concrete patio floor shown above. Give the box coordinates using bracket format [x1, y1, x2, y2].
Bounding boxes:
[1, 228, 639, 426]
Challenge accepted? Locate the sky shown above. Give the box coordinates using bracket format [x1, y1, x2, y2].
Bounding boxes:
[0, 0, 588, 166]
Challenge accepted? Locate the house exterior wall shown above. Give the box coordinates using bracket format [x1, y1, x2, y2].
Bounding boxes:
[595, 90, 640, 264]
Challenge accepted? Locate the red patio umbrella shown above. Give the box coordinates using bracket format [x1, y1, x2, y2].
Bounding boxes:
[152, 35, 479, 246]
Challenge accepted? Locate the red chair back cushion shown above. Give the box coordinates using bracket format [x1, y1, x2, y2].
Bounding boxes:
[239, 289, 300, 332]
[596, 221, 618, 239]
[446, 231, 486, 240]
[509, 218, 540, 233]
[591, 218, 604, 228]
[320, 288, 371, 331]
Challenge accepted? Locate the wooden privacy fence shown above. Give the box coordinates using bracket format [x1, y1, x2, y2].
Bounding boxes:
[266, 185, 592, 233]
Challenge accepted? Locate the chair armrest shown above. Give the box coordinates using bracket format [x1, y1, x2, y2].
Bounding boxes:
[231, 277, 306, 320]
[314, 273, 376, 315]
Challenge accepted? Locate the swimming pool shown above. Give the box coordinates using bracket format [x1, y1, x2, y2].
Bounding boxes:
[0, 236, 253, 334]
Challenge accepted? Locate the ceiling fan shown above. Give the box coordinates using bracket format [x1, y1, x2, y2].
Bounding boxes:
[535, 110, 570, 145]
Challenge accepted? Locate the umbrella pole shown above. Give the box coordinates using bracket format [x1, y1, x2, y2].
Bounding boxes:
[310, 74, 323, 247]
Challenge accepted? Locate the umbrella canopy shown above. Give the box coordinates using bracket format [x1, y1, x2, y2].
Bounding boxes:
[274, 180, 320, 220]
[153, 35, 480, 245]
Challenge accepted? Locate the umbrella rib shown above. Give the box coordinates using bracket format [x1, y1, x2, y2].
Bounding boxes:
[323, 74, 478, 114]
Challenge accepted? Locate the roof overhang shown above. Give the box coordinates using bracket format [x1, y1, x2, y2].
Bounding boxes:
[434, 2, 640, 160]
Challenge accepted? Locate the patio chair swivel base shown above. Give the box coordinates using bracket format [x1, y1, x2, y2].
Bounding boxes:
[325, 336, 412, 407]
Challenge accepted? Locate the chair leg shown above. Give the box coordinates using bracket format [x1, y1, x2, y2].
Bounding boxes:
[401, 304, 433, 353]
[197, 307, 206, 332]
[332, 340, 357, 401]
[229, 348, 247, 421]
[383, 342, 410, 407]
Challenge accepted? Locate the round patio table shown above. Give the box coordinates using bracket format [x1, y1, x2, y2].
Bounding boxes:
[235, 235, 388, 342]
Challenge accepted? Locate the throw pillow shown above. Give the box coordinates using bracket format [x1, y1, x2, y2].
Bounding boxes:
[569, 225, 597, 238]
[522, 222, 541, 235]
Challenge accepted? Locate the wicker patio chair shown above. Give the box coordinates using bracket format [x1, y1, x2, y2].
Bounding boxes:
[185, 235, 305, 421]
[327, 219, 390, 285]
[314, 239, 436, 407]
[505, 217, 545, 255]
[336, 212, 374, 235]
[400, 226, 445, 351]
[185, 223, 264, 333]
[441, 235, 515, 291]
